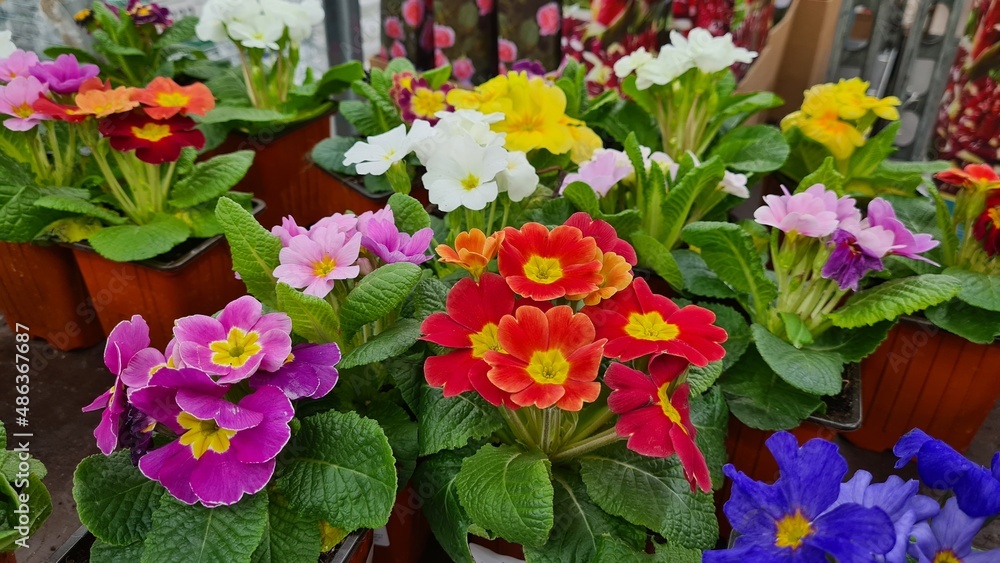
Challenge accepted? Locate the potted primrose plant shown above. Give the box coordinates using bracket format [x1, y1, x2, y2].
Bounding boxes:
[192, 0, 364, 227]
[413, 214, 732, 561]
[0, 419, 51, 563]
[846, 164, 1000, 453]
[22, 65, 258, 346]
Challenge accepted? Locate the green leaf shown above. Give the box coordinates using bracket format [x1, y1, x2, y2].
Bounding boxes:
[170, 151, 254, 209]
[580, 443, 718, 549]
[386, 354, 424, 414]
[945, 267, 1000, 312]
[217, 197, 281, 308]
[73, 452, 165, 546]
[311, 137, 358, 175]
[0, 184, 66, 242]
[275, 283, 340, 344]
[93, 29, 146, 56]
[418, 385, 503, 456]
[593, 536, 651, 562]
[623, 133, 647, 189]
[809, 321, 893, 363]
[277, 411, 396, 531]
[690, 387, 728, 489]
[340, 262, 422, 337]
[523, 472, 645, 563]
[720, 347, 823, 430]
[409, 277, 449, 321]
[34, 189, 127, 225]
[717, 92, 784, 120]
[672, 249, 735, 299]
[797, 157, 845, 194]
[365, 400, 419, 488]
[780, 312, 814, 347]
[141, 494, 268, 563]
[632, 234, 684, 290]
[337, 318, 422, 370]
[698, 302, 750, 370]
[422, 65, 453, 90]
[751, 324, 843, 395]
[659, 157, 726, 248]
[926, 300, 1000, 344]
[314, 61, 365, 99]
[829, 275, 962, 328]
[848, 122, 899, 178]
[198, 107, 290, 124]
[0, 472, 50, 551]
[249, 495, 322, 563]
[927, 183, 959, 265]
[43, 45, 101, 65]
[91, 539, 144, 563]
[709, 125, 789, 173]
[456, 444, 554, 547]
[413, 450, 475, 563]
[681, 222, 777, 321]
[563, 181, 602, 217]
[339, 101, 382, 136]
[687, 362, 723, 396]
[88, 214, 191, 261]
[653, 544, 703, 562]
[388, 192, 430, 234]
[154, 15, 196, 46]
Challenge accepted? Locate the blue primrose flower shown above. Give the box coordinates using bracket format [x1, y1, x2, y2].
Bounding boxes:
[704, 431, 896, 563]
[894, 429, 1000, 518]
[908, 497, 1000, 563]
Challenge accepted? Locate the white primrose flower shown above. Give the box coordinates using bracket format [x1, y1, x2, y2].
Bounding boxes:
[671, 29, 757, 74]
[614, 45, 693, 90]
[227, 14, 286, 50]
[196, 0, 261, 43]
[0, 31, 16, 59]
[613, 47, 654, 79]
[720, 170, 749, 198]
[422, 135, 509, 212]
[343, 120, 434, 175]
[495, 150, 539, 202]
[413, 110, 505, 163]
[262, 0, 324, 43]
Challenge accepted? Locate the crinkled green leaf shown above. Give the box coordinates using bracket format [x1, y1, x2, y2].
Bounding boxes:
[339, 101, 382, 137]
[34, 188, 126, 225]
[388, 192, 430, 234]
[659, 157, 726, 248]
[563, 182, 602, 217]
[593, 536, 650, 562]
[456, 444, 554, 547]
[720, 347, 823, 430]
[217, 197, 281, 308]
[690, 387, 728, 489]
[687, 362, 723, 396]
[809, 321, 893, 363]
[945, 267, 1000, 312]
[277, 410, 396, 531]
[315, 61, 365, 99]
[87, 214, 191, 262]
[717, 92, 783, 120]
[796, 157, 844, 195]
[409, 277, 449, 321]
[74, 452, 165, 546]
[829, 274, 962, 328]
[340, 262, 422, 337]
[0, 184, 66, 242]
[779, 312, 814, 347]
[275, 283, 340, 344]
[153, 15, 196, 46]
[926, 300, 1000, 344]
[751, 324, 843, 395]
[709, 125, 789, 173]
[418, 385, 502, 456]
[91, 539, 144, 563]
[414, 450, 475, 563]
[848, 122, 899, 178]
[365, 400, 419, 488]
[170, 151, 254, 208]
[249, 494, 322, 563]
[198, 106, 290, 124]
[632, 234, 684, 290]
[141, 493, 267, 563]
[580, 443, 717, 549]
[338, 318, 422, 370]
[311, 137, 358, 176]
[673, 249, 735, 299]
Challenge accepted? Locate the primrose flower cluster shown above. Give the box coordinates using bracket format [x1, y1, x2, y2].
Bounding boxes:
[422, 213, 728, 491]
[937, 164, 1000, 271]
[196, 0, 323, 49]
[83, 299, 341, 506]
[707, 429, 1000, 563]
[272, 203, 433, 298]
[76, 0, 173, 29]
[613, 28, 757, 90]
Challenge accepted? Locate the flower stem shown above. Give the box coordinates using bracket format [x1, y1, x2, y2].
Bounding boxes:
[566, 406, 615, 444]
[501, 407, 537, 450]
[550, 428, 621, 463]
[540, 408, 560, 453]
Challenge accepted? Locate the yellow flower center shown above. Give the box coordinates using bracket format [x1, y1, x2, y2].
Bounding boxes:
[469, 323, 502, 358]
[133, 5, 152, 16]
[411, 89, 447, 118]
[460, 173, 481, 191]
[131, 122, 172, 142]
[624, 312, 680, 342]
[775, 510, 813, 549]
[523, 255, 563, 284]
[525, 349, 570, 384]
[989, 208, 1000, 229]
[177, 412, 237, 459]
[509, 112, 546, 133]
[13, 103, 33, 118]
[284, 352, 295, 364]
[312, 255, 338, 277]
[74, 8, 92, 21]
[933, 550, 962, 563]
[209, 327, 262, 368]
[656, 382, 687, 434]
[156, 91, 190, 107]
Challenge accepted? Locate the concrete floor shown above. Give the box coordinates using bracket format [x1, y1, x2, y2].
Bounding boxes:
[2, 320, 998, 562]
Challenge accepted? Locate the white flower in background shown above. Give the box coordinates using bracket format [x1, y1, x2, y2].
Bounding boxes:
[413, 110, 505, 163]
[613, 48, 653, 79]
[196, 0, 261, 43]
[344, 120, 434, 175]
[263, 0, 324, 43]
[614, 45, 693, 90]
[422, 136, 509, 212]
[719, 170, 749, 198]
[641, 145, 679, 180]
[671, 29, 757, 74]
[227, 14, 286, 49]
[495, 150, 539, 202]
[0, 31, 15, 59]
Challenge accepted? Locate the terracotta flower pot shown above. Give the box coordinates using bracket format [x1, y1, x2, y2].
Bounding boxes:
[312, 169, 392, 217]
[846, 316, 1000, 453]
[0, 551, 14, 563]
[0, 241, 104, 351]
[69, 201, 265, 349]
[373, 483, 432, 563]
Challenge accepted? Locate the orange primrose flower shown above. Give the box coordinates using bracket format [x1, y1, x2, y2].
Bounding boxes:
[567, 249, 633, 306]
[75, 86, 139, 118]
[132, 77, 215, 119]
[936, 164, 1000, 192]
[498, 222, 603, 301]
[485, 305, 605, 411]
[435, 229, 505, 279]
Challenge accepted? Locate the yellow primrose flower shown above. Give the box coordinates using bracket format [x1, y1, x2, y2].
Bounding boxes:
[829, 78, 871, 121]
[447, 75, 510, 111]
[568, 121, 603, 163]
[798, 115, 866, 160]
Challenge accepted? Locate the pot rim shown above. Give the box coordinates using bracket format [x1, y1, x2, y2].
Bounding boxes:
[67, 198, 265, 272]
[327, 529, 372, 563]
[807, 362, 863, 431]
[46, 525, 89, 563]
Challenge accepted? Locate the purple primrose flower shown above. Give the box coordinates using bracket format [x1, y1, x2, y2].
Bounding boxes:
[361, 217, 433, 265]
[29, 54, 99, 95]
[249, 342, 341, 400]
[754, 184, 860, 238]
[820, 223, 895, 291]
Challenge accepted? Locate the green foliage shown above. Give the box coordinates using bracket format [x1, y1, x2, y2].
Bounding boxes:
[751, 324, 843, 395]
[656, 157, 727, 248]
[140, 494, 267, 563]
[337, 318, 423, 370]
[169, 151, 254, 208]
[945, 267, 1000, 312]
[73, 452, 164, 546]
[699, 302, 751, 370]
[249, 495, 322, 563]
[673, 250, 736, 299]
[829, 274, 962, 328]
[0, 184, 67, 243]
[414, 450, 475, 563]
[632, 235, 684, 290]
[365, 400, 419, 488]
[217, 198, 282, 308]
[276, 283, 340, 344]
[34, 188, 126, 225]
[456, 445, 554, 547]
[311, 137, 358, 176]
[797, 157, 845, 194]
[339, 263, 423, 337]
[690, 388, 729, 489]
[418, 386, 503, 457]
[709, 125, 789, 173]
[388, 193, 431, 234]
[926, 300, 1000, 344]
[720, 348, 824, 430]
[87, 214, 192, 262]
[0, 420, 50, 552]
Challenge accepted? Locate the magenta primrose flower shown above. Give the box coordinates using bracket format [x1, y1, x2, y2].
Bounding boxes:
[130, 368, 293, 506]
[271, 216, 309, 246]
[866, 198, 940, 264]
[173, 296, 293, 384]
[249, 343, 341, 400]
[754, 184, 860, 238]
[356, 206, 395, 235]
[361, 217, 434, 265]
[82, 315, 152, 455]
[120, 338, 181, 388]
[821, 222, 896, 291]
[29, 54, 99, 95]
[0, 50, 39, 82]
[273, 227, 363, 298]
[0, 75, 50, 131]
[561, 149, 633, 197]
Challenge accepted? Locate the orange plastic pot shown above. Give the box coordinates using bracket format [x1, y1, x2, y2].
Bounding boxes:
[846, 316, 1000, 453]
[373, 483, 432, 563]
[68, 201, 264, 348]
[0, 241, 103, 351]
[313, 169, 392, 217]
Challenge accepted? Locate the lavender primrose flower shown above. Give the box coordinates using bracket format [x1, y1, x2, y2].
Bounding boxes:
[130, 368, 293, 506]
[271, 216, 309, 246]
[908, 498, 1000, 563]
[754, 184, 859, 238]
[866, 198, 940, 263]
[361, 218, 434, 265]
[0, 50, 40, 82]
[356, 206, 395, 235]
[312, 212, 360, 236]
[821, 224, 896, 291]
[82, 315, 152, 455]
[250, 343, 341, 400]
[704, 431, 895, 563]
[29, 54, 99, 95]
[830, 470, 940, 563]
[894, 428, 1000, 518]
[561, 149, 632, 197]
[173, 296, 293, 384]
[273, 228, 363, 298]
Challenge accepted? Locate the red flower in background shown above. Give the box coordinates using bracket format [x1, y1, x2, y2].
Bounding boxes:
[420, 274, 514, 407]
[384, 16, 403, 40]
[936, 163, 1000, 191]
[498, 222, 603, 301]
[536, 2, 561, 36]
[606, 356, 711, 492]
[99, 113, 204, 164]
[433, 24, 456, 49]
[402, 0, 424, 27]
[974, 190, 1000, 256]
